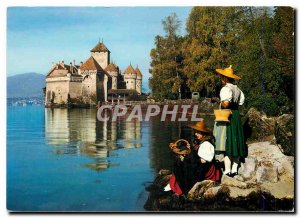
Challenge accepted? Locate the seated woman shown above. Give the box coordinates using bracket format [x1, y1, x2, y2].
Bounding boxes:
[164, 120, 221, 195]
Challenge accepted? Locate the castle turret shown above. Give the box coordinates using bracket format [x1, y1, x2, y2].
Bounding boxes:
[90, 42, 110, 69]
[124, 64, 137, 90]
[105, 63, 119, 90]
[135, 67, 143, 94]
[80, 56, 111, 103]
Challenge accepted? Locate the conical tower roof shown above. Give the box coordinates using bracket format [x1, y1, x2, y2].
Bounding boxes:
[90, 42, 110, 53]
[124, 64, 136, 75]
[135, 67, 143, 78]
[105, 63, 119, 72]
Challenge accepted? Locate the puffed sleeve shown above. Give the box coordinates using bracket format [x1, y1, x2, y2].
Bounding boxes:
[197, 141, 215, 162]
[239, 90, 245, 105]
[220, 86, 232, 102]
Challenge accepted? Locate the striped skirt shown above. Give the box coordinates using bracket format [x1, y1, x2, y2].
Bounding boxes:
[213, 121, 227, 152]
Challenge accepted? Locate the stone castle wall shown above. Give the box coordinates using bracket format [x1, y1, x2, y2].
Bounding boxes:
[125, 77, 136, 90]
[136, 79, 142, 94]
[91, 52, 109, 69]
[45, 43, 143, 107]
[81, 71, 97, 103]
[69, 81, 82, 99]
[111, 76, 117, 89]
[45, 77, 70, 104]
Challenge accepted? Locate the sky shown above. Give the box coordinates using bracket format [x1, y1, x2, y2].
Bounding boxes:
[7, 7, 192, 90]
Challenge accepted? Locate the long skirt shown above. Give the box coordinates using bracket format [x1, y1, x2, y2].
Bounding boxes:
[225, 109, 247, 158]
[172, 156, 198, 195]
[170, 162, 222, 195]
[172, 158, 222, 195]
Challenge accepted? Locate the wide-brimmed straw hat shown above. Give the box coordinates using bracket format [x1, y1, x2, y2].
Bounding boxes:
[215, 65, 241, 80]
[189, 120, 211, 133]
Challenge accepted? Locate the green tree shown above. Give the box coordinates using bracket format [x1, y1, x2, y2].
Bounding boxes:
[149, 13, 187, 101]
[232, 7, 291, 115]
[182, 7, 244, 97]
[272, 7, 294, 103]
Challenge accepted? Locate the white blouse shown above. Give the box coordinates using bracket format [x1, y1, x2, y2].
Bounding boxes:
[197, 141, 215, 162]
[220, 83, 245, 105]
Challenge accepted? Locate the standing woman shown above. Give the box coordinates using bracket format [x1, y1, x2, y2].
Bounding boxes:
[215, 65, 247, 177]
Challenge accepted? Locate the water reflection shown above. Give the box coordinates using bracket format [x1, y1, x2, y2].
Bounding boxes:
[8, 106, 217, 211]
[147, 115, 215, 172]
[45, 108, 142, 171]
[45, 108, 215, 173]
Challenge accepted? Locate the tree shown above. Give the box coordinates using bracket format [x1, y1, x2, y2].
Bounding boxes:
[272, 7, 294, 103]
[149, 13, 187, 101]
[148, 7, 295, 116]
[182, 7, 244, 97]
[232, 7, 291, 115]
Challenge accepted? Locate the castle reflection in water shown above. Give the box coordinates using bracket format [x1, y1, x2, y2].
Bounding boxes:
[45, 108, 214, 173]
[45, 108, 142, 172]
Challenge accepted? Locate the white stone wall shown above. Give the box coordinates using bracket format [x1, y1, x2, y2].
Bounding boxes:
[103, 74, 108, 102]
[69, 81, 82, 99]
[111, 76, 117, 89]
[136, 79, 142, 94]
[78, 70, 110, 104]
[82, 71, 97, 103]
[91, 52, 109, 69]
[96, 73, 106, 103]
[45, 77, 70, 104]
[107, 71, 118, 77]
[125, 78, 136, 90]
[106, 71, 118, 90]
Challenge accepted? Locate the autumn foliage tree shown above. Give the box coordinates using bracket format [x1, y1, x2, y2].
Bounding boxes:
[182, 7, 245, 97]
[149, 7, 294, 115]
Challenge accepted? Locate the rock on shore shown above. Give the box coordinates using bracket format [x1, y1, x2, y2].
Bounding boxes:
[275, 114, 294, 156]
[144, 141, 294, 211]
[242, 108, 294, 156]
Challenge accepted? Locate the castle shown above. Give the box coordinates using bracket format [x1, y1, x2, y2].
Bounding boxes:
[45, 41, 143, 106]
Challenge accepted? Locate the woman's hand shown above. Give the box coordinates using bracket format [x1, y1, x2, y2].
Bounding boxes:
[211, 97, 220, 103]
[221, 100, 230, 108]
[179, 155, 185, 162]
[169, 143, 180, 153]
[169, 143, 176, 149]
[200, 158, 206, 164]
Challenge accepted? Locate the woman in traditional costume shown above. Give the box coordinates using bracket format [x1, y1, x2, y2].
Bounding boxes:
[164, 120, 221, 195]
[214, 65, 247, 177]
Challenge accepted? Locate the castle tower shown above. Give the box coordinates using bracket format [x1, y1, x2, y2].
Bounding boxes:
[105, 63, 119, 90]
[124, 64, 137, 90]
[80, 56, 111, 103]
[90, 42, 110, 69]
[135, 67, 143, 94]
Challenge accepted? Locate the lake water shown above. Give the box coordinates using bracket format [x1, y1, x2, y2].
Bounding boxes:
[7, 106, 214, 211]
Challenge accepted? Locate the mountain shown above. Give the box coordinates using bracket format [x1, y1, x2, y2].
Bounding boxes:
[7, 73, 45, 98]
